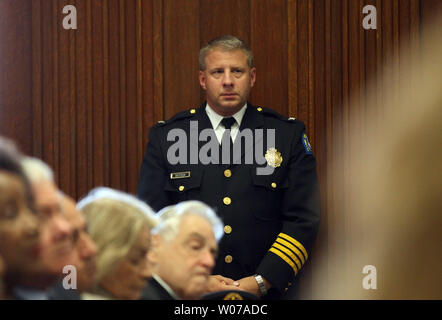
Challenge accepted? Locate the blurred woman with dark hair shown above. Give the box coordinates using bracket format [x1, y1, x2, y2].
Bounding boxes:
[0, 137, 43, 299]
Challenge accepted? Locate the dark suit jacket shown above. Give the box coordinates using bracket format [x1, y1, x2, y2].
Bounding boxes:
[141, 277, 177, 300]
[137, 103, 320, 298]
[48, 281, 82, 300]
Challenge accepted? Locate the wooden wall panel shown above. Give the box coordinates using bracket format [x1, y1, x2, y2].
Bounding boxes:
[141, 0, 155, 178]
[75, 0, 88, 199]
[0, 0, 32, 154]
[163, 0, 200, 119]
[27, 0, 159, 196]
[108, 0, 122, 192]
[199, 0, 250, 44]
[1, 0, 438, 299]
[250, 0, 288, 116]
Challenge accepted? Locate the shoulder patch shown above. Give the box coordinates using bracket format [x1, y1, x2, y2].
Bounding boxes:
[302, 132, 313, 155]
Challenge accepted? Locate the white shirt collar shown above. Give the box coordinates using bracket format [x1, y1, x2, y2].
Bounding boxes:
[153, 274, 181, 300]
[205, 103, 247, 129]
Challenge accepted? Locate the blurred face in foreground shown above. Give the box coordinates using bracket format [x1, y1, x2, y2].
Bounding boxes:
[61, 196, 97, 292]
[151, 214, 218, 299]
[0, 171, 42, 276]
[0, 254, 4, 298]
[100, 226, 151, 300]
[33, 180, 74, 276]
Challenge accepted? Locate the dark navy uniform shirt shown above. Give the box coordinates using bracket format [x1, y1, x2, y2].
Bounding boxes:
[137, 102, 320, 298]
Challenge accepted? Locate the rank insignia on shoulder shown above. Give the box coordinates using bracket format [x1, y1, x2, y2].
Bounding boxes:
[265, 148, 283, 168]
[302, 132, 313, 155]
[288, 117, 296, 120]
[157, 120, 165, 124]
[170, 171, 191, 179]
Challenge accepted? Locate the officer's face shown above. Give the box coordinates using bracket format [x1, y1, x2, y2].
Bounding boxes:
[152, 214, 218, 299]
[199, 49, 256, 116]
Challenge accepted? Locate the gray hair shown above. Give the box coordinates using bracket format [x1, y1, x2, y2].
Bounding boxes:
[152, 200, 224, 242]
[21, 156, 54, 183]
[77, 187, 158, 282]
[199, 35, 254, 71]
[77, 187, 158, 227]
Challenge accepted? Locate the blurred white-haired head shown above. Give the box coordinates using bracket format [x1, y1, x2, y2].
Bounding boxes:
[152, 200, 223, 243]
[21, 156, 54, 183]
[77, 187, 157, 226]
[77, 187, 158, 285]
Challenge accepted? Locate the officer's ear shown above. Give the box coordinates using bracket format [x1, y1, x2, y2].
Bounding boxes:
[199, 70, 207, 90]
[250, 67, 256, 88]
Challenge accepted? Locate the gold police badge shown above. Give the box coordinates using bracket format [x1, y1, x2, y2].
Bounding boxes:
[223, 292, 244, 300]
[265, 148, 283, 168]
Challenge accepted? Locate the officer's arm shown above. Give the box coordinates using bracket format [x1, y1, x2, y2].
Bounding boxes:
[137, 124, 171, 211]
[255, 122, 321, 294]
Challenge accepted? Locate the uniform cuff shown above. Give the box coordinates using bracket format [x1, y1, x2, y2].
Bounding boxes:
[256, 232, 308, 293]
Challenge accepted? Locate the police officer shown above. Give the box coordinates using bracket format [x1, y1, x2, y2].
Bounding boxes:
[138, 35, 320, 299]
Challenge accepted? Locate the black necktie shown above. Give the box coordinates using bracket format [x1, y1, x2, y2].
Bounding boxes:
[221, 117, 236, 164]
[221, 117, 236, 130]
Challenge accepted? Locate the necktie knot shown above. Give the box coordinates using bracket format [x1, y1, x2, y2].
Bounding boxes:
[221, 117, 236, 130]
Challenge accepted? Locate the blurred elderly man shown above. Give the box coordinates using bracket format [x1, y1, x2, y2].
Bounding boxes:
[16, 157, 74, 299]
[142, 200, 224, 300]
[48, 194, 98, 299]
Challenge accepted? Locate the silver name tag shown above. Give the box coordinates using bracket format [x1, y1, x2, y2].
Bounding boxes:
[170, 171, 191, 179]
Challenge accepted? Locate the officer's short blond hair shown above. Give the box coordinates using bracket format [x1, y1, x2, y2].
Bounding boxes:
[199, 35, 254, 71]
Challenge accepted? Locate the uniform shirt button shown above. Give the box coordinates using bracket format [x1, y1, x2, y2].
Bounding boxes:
[224, 169, 232, 178]
[271, 182, 277, 188]
[224, 225, 232, 234]
[223, 197, 232, 205]
[178, 185, 185, 192]
[225, 255, 233, 263]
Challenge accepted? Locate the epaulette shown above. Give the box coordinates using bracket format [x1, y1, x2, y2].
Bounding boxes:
[255, 106, 298, 123]
[155, 107, 198, 126]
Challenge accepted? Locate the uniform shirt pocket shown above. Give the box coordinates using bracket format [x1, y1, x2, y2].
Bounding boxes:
[164, 168, 204, 201]
[250, 168, 289, 221]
